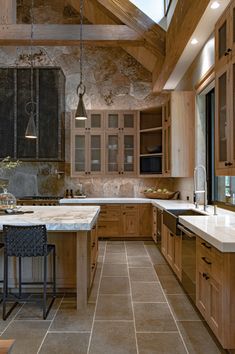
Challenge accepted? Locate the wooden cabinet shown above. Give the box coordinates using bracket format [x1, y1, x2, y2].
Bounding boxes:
[215, 1, 235, 175]
[97, 205, 122, 237]
[139, 203, 152, 237]
[139, 108, 163, 176]
[122, 205, 139, 236]
[71, 111, 105, 176]
[71, 111, 137, 177]
[215, 1, 235, 70]
[89, 223, 98, 287]
[152, 206, 157, 243]
[162, 92, 195, 177]
[161, 224, 182, 280]
[196, 237, 235, 349]
[0, 68, 65, 161]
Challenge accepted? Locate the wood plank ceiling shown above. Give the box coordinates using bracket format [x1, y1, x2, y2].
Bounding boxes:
[0, 0, 210, 93]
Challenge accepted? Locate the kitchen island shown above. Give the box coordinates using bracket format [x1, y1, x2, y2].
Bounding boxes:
[0, 205, 100, 310]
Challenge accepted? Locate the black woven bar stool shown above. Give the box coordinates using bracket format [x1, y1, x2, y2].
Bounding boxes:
[2, 225, 56, 320]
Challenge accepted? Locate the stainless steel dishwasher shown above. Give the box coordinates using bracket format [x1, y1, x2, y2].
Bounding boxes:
[178, 224, 196, 304]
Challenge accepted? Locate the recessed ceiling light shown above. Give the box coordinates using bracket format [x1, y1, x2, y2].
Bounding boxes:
[211, 1, 220, 9]
[191, 38, 198, 45]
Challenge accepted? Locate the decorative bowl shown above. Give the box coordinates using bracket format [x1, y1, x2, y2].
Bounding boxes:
[146, 145, 162, 153]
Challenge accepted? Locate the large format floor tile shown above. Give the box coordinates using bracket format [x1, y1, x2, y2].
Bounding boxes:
[89, 321, 137, 354]
[129, 267, 158, 282]
[104, 253, 127, 264]
[137, 332, 187, 354]
[134, 302, 177, 332]
[127, 256, 152, 267]
[157, 274, 185, 295]
[102, 263, 128, 277]
[131, 282, 166, 303]
[39, 332, 90, 354]
[96, 294, 133, 320]
[166, 294, 202, 321]
[1, 321, 49, 354]
[99, 277, 130, 295]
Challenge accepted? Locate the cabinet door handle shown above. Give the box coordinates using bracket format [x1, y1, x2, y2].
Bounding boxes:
[225, 162, 232, 166]
[203, 272, 210, 280]
[170, 232, 174, 237]
[227, 48, 232, 53]
[201, 242, 211, 250]
[202, 256, 212, 265]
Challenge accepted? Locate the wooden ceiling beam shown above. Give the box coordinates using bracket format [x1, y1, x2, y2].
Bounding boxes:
[0, 24, 143, 45]
[152, 0, 210, 92]
[0, 0, 16, 24]
[95, 0, 166, 57]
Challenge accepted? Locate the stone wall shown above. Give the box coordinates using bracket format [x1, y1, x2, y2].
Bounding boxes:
[0, 45, 173, 198]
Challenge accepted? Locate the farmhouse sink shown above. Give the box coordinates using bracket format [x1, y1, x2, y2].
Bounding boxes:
[163, 209, 206, 235]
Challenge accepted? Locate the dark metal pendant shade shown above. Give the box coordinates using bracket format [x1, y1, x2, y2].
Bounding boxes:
[75, 93, 87, 120]
[25, 112, 37, 139]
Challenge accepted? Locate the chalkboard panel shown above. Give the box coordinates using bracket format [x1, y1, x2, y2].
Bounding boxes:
[0, 67, 65, 161]
[0, 69, 15, 158]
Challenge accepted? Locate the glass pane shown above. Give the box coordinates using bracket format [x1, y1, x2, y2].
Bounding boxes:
[219, 21, 227, 59]
[75, 135, 85, 172]
[219, 72, 227, 162]
[108, 135, 118, 171]
[75, 119, 86, 129]
[124, 135, 134, 172]
[233, 8, 235, 45]
[108, 114, 118, 128]
[91, 135, 101, 172]
[233, 64, 235, 160]
[91, 114, 101, 128]
[124, 114, 134, 128]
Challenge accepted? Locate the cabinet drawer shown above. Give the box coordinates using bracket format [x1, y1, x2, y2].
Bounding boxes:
[123, 205, 138, 211]
[99, 205, 121, 221]
[98, 221, 120, 237]
[197, 251, 222, 284]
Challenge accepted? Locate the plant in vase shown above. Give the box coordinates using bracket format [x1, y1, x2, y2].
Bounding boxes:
[0, 157, 21, 210]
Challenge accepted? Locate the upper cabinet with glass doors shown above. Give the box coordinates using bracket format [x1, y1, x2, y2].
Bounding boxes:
[215, 0, 235, 70]
[71, 111, 137, 177]
[215, 1, 235, 175]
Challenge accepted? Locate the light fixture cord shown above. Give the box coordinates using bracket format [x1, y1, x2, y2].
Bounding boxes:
[79, 0, 84, 87]
[30, 0, 34, 108]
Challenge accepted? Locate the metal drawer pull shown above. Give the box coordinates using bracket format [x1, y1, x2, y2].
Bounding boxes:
[202, 256, 212, 265]
[202, 272, 210, 280]
[201, 242, 211, 249]
[178, 224, 195, 238]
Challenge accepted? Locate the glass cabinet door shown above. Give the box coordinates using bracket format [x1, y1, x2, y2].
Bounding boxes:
[74, 135, 86, 173]
[107, 113, 119, 129]
[123, 135, 135, 173]
[123, 113, 135, 130]
[107, 134, 119, 173]
[90, 113, 102, 130]
[215, 10, 229, 69]
[90, 134, 102, 173]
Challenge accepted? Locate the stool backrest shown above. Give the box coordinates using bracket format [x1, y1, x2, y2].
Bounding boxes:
[3, 225, 47, 257]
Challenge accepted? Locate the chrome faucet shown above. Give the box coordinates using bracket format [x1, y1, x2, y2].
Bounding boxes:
[194, 165, 207, 211]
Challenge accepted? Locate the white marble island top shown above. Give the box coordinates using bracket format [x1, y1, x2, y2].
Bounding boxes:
[0, 206, 100, 232]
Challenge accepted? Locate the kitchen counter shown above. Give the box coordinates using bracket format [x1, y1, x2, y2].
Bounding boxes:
[0, 205, 100, 310]
[60, 197, 235, 252]
[0, 205, 100, 231]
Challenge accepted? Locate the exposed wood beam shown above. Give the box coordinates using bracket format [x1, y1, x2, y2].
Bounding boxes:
[0, 24, 143, 45]
[69, 0, 158, 72]
[0, 0, 16, 24]
[95, 0, 166, 57]
[152, 0, 210, 92]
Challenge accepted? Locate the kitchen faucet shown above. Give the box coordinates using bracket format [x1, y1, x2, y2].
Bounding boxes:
[194, 165, 207, 211]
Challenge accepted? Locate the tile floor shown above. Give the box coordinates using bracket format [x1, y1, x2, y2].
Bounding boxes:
[0, 240, 229, 354]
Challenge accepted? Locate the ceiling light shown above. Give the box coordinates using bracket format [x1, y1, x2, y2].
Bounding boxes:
[75, 0, 87, 120]
[211, 1, 220, 9]
[191, 38, 198, 45]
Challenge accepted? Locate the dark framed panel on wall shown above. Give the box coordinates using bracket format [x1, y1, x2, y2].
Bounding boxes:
[0, 67, 65, 161]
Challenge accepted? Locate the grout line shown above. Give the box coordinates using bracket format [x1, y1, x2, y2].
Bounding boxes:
[94, 319, 134, 322]
[136, 331, 179, 334]
[101, 275, 129, 278]
[48, 330, 91, 334]
[0, 303, 25, 336]
[132, 301, 167, 304]
[14, 319, 51, 322]
[87, 241, 107, 354]
[36, 295, 64, 354]
[124, 241, 139, 354]
[144, 243, 190, 354]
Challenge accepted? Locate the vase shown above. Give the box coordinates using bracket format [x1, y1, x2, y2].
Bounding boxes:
[0, 188, 17, 210]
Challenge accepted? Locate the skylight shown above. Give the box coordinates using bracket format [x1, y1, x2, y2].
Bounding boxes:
[129, 0, 165, 24]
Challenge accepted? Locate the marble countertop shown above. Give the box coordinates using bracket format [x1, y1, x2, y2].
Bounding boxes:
[0, 206, 100, 231]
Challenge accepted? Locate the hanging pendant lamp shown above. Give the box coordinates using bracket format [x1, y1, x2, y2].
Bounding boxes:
[25, 0, 37, 139]
[75, 0, 87, 120]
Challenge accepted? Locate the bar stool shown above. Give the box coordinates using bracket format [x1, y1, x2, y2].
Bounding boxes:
[2, 225, 56, 320]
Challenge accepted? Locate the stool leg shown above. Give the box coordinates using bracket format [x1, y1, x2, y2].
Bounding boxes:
[19, 257, 22, 299]
[2, 253, 8, 320]
[53, 247, 56, 297]
[43, 255, 47, 319]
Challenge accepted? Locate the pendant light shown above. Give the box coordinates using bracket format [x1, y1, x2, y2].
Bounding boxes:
[25, 0, 37, 139]
[75, 0, 87, 120]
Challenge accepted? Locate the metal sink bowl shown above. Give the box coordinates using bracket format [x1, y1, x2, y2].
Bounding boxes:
[163, 209, 206, 235]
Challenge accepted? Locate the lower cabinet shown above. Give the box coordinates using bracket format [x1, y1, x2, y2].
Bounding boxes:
[196, 237, 235, 349]
[161, 225, 182, 280]
[88, 223, 98, 287]
[97, 204, 152, 238]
